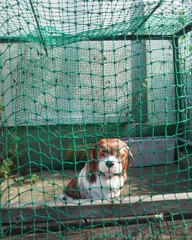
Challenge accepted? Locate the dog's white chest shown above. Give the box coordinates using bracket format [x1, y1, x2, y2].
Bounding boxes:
[78, 168, 124, 199]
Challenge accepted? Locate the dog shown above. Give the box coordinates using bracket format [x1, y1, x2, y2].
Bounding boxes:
[60, 138, 133, 201]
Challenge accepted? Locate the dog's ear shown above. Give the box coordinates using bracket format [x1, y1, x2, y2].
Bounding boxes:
[127, 147, 133, 165]
[88, 145, 96, 160]
[121, 145, 133, 182]
[86, 146, 98, 183]
[65, 177, 80, 199]
[122, 144, 133, 165]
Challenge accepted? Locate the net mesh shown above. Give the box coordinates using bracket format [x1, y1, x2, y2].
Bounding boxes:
[0, 0, 192, 239]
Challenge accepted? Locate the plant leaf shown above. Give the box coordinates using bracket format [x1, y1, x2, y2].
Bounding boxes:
[8, 145, 16, 155]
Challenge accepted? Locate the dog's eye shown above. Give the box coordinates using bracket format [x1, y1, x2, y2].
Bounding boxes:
[100, 150, 107, 157]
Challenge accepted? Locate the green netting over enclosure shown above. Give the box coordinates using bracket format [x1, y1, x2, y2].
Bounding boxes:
[0, 0, 192, 239]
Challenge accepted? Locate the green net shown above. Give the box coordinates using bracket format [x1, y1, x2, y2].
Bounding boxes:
[0, 0, 192, 239]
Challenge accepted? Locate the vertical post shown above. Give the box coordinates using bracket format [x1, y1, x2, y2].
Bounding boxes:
[172, 37, 184, 135]
[131, 1, 147, 123]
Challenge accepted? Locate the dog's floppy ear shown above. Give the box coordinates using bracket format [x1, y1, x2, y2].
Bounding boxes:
[88, 145, 97, 160]
[122, 144, 133, 165]
[65, 177, 80, 199]
[121, 144, 133, 182]
[127, 146, 133, 165]
[86, 145, 98, 183]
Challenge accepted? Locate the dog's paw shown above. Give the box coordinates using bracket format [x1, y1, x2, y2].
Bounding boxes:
[58, 193, 74, 202]
[58, 193, 66, 201]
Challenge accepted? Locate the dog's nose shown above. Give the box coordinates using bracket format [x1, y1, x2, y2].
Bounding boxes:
[106, 161, 114, 169]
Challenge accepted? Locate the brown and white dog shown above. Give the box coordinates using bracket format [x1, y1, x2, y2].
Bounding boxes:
[60, 138, 133, 201]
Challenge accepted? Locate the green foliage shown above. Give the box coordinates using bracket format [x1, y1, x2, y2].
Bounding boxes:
[0, 97, 4, 115]
[13, 174, 39, 186]
[0, 131, 21, 179]
[178, 9, 187, 25]
[0, 158, 14, 178]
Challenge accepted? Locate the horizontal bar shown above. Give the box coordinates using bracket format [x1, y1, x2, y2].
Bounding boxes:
[0, 24, 190, 45]
[0, 34, 174, 45]
[97, 34, 174, 41]
[1, 192, 192, 224]
[2, 214, 160, 236]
